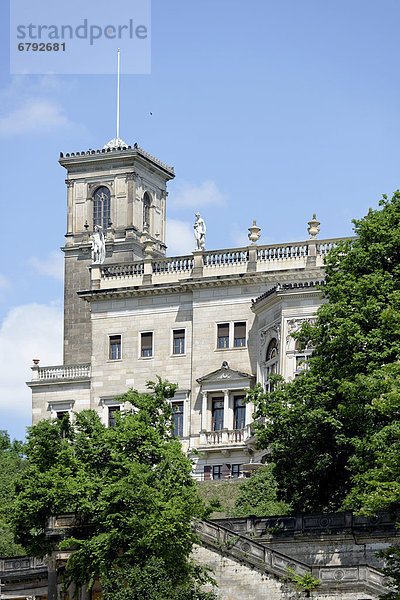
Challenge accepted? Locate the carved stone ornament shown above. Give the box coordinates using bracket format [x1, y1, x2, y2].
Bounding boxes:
[259, 324, 281, 361]
[307, 213, 320, 239]
[248, 220, 261, 245]
[286, 317, 316, 345]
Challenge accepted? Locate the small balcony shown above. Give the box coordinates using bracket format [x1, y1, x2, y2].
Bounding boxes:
[199, 424, 254, 449]
[30, 363, 91, 382]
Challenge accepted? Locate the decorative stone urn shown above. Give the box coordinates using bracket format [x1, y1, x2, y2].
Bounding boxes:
[248, 220, 261, 245]
[307, 214, 320, 239]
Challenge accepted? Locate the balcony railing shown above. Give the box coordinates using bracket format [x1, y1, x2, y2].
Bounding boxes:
[91, 236, 356, 290]
[200, 424, 254, 447]
[31, 364, 91, 381]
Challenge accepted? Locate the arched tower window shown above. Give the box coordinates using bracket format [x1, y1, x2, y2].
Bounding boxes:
[265, 338, 279, 392]
[93, 186, 110, 230]
[143, 192, 151, 229]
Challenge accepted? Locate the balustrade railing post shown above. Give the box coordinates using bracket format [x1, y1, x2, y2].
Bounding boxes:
[90, 265, 101, 290]
[192, 250, 204, 278]
[142, 259, 153, 285]
[307, 240, 317, 266]
[247, 246, 257, 272]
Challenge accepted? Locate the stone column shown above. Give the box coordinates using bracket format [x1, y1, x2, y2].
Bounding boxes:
[223, 389, 232, 430]
[245, 397, 253, 428]
[201, 392, 208, 431]
[222, 389, 230, 443]
[81, 583, 90, 600]
[46, 555, 57, 600]
[126, 172, 136, 230]
[66, 180, 74, 236]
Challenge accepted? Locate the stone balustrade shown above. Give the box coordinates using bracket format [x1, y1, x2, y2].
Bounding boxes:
[0, 556, 45, 573]
[31, 364, 91, 381]
[200, 425, 253, 448]
[92, 236, 355, 290]
[195, 519, 389, 594]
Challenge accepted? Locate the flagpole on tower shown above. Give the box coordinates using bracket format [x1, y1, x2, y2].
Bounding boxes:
[116, 48, 120, 140]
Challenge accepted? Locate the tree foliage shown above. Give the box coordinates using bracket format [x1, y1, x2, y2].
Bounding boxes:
[0, 431, 25, 556]
[12, 380, 217, 600]
[231, 465, 291, 517]
[250, 192, 400, 513]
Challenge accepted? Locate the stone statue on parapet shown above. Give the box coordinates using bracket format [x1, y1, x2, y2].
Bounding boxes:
[194, 212, 206, 251]
[91, 225, 106, 264]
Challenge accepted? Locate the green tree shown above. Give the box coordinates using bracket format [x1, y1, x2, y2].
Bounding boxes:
[12, 380, 217, 600]
[250, 192, 400, 513]
[231, 464, 291, 517]
[0, 430, 25, 556]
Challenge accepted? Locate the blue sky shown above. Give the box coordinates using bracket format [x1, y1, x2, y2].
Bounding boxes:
[1, 0, 400, 440]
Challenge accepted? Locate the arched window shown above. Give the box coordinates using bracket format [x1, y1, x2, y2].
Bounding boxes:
[143, 191, 151, 229]
[93, 186, 110, 230]
[265, 338, 279, 392]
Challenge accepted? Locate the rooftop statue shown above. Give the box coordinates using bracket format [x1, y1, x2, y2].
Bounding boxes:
[91, 225, 106, 264]
[194, 212, 206, 251]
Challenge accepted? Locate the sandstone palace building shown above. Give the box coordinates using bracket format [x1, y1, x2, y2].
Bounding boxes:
[27, 137, 351, 480]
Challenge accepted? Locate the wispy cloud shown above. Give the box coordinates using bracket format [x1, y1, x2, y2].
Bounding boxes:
[166, 218, 194, 256]
[0, 302, 63, 423]
[0, 274, 11, 293]
[169, 180, 227, 209]
[28, 250, 64, 281]
[0, 99, 78, 137]
[0, 76, 86, 138]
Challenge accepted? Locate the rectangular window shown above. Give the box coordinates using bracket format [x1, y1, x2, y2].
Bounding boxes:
[56, 411, 68, 420]
[141, 332, 153, 357]
[295, 354, 309, 373]
[231, 464, 241, 479]
[217, 323, 229, 348]
[234, 396, 246, 429]
[204, 465, 211, 480]
[108, 406, 120, 427]
[109, 335, 121, 360]
[212, 465, 222, 480]
[234, 322, 246, 347]
[172, 402, 184, 437]
[172, 329, 185, 355]
[212, 398, 224, 431]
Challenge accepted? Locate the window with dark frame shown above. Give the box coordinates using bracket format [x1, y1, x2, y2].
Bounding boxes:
[141, 332, 153, 357]
[217, 323, 229, 348]
[265, 338, 279, 391]
[231, 464, 241, 478]
[172, 402, 184, 437]
[109, 335, 122, 360]
[143, 192, 151, 228]
[212, 398, 224, 431]
[93, 186, 111, 230]
[212, 465, 222, 480]
[108, 406, 120, 427]
[56, 411, 68, 420]
[233, 396, 246, 430]
[172, 329, 185, 355]
[234, 322, 246, 347]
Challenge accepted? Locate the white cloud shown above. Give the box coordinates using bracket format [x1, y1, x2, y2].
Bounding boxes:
[28, 250, 64, 281]
[0, 274, 11, 292]
[0, 303, 63, 422]
[169, 180, 227, 209]
[166, 218, 194, 256]
[0, 99, 77, 137]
